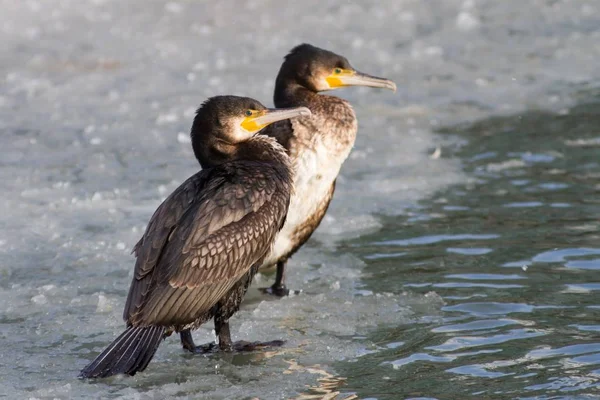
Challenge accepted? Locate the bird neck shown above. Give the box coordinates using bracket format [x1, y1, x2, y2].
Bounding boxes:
[237, 135, 291, 169]
[273, 80, 318, 108]
[194, 135, 291, 177]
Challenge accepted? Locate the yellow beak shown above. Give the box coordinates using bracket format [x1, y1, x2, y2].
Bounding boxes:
[241, 106, 312, 133]
[325, 69, 396, 92]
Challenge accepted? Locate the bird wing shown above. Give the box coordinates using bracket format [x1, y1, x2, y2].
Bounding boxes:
[123, 163, 290, 327]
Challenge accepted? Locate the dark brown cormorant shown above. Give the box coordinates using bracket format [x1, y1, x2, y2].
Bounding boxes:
[257, 44, 396, 296]
[79, 96, 310, 378]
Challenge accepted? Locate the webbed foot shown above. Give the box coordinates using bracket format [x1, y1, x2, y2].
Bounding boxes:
[259, 284, 301, 297]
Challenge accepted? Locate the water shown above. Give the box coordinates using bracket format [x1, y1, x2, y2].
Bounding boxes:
[339, 99, 600, 399]
[1, 0, 600, 399]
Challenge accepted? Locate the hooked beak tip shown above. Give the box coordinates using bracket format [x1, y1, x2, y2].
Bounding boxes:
[298, 107, 312, 117]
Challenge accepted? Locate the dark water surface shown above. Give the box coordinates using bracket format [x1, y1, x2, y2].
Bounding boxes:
[337, 97, 600, 399]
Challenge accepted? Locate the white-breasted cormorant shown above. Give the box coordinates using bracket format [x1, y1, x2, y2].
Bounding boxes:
[257, 43, 396, 296]
[79, 96, 310, 378]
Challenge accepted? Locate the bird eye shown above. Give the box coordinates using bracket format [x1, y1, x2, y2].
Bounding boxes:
[245, 110, 253, 117]
[334, 68, 342, 74]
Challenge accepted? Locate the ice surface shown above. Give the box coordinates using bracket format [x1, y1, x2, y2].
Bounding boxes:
[2, 0, 600, 398]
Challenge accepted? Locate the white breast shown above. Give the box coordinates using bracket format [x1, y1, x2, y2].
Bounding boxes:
[262, 130, 355, 267]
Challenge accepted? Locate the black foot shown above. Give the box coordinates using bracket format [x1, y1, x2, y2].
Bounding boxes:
[259, 285, 301, 297]
[184, 339, 285, 353]
[230, 339, 286, 352]
[185, 341, 219, 354]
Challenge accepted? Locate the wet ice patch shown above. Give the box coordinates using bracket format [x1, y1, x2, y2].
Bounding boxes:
[316, 214, 383, 248]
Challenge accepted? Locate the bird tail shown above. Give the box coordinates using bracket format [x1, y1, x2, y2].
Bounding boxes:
[79, 325, 165, 378]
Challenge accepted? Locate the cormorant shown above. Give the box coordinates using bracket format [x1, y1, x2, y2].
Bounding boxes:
[79, 96, 310, 378]
[258, 43, 396, 296]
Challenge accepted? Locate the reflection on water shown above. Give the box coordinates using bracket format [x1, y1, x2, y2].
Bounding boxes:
[337, 98, 600, 399]
[287, 360, 357, 400]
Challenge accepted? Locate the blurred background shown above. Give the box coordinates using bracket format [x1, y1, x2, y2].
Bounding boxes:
[1, 0, 599, 398]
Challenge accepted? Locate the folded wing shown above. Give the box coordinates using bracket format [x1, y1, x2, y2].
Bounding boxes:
[124, 163, 290, 327]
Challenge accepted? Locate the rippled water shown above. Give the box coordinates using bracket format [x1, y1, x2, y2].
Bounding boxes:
[339, 98, 600, 399]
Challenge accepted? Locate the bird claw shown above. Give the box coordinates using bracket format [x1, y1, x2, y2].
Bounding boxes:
[187, 340, 285, 353]
[259, 285, 301, 297]
[188, 341, 219, 354]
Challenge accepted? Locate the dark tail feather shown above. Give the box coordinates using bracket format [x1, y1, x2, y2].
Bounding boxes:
[79, 326, 165, 378]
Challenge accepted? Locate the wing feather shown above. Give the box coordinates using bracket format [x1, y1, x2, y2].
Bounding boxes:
[124, 162, 291, 327]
